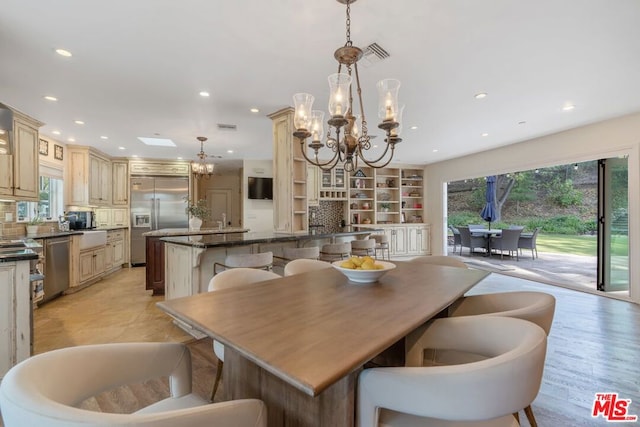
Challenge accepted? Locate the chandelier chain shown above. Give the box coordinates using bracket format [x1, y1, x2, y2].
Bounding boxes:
[345, 0, 352, 46]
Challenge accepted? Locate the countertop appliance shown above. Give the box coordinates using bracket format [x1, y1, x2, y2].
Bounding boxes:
[67, 211, 96, 230]
[130, 176, 189, 266]
[40, 236, 70, 304]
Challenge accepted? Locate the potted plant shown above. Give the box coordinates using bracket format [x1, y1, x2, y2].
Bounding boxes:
[380, 203, 391, 212]
[186, 199, 210, 231]
[26, 215, 44, 235]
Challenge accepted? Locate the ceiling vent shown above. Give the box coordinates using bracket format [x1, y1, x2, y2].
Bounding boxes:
[359, 42, 390, 68]
[217, 123, 237, 131]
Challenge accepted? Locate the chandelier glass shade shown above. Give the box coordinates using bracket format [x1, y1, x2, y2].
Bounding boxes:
[292, 0, 403, 172]
[191, 136, 215, 179]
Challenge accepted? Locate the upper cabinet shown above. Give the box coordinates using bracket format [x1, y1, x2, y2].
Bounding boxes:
[111, 161, 129, 205]
[269, 107, 308, 234]
[66, 146, 113, 207]
[319, 167, 347, 200]
[0, 104, 43, 201]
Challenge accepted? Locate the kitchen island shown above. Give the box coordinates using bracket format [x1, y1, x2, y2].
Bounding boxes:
[143, 227, 249, 295]
[160, 228, 376, 321]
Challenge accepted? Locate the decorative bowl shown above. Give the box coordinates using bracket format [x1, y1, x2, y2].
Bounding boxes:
[332, 260, 396, 283]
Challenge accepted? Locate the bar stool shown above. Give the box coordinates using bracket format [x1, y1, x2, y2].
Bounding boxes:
[370, 234, 390, 260]
[350, 239, 376, 257]
[319, 242, 351, 262]
[213, 252, 273, 275]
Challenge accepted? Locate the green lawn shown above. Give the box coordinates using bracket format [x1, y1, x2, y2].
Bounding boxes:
[537, 234, 628, 257]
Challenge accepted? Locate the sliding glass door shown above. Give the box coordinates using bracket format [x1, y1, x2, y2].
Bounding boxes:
[597, 157, 629, 292]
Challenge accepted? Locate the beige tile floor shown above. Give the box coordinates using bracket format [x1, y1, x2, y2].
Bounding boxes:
[34, 267, 192, 354]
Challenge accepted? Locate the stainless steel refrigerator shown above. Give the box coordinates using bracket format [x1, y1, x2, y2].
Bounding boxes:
[130, 176, 189, 266]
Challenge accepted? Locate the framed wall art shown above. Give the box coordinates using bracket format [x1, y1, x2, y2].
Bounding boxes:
[39, 139, 49, 156]
[54, 144, 64, 160]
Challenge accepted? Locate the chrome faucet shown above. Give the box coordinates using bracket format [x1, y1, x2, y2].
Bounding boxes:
[221, 213, 226, 228]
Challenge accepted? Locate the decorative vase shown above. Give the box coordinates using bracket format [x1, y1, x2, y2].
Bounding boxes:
[189, 217, 202, 231]
[26, 225, 39, 235]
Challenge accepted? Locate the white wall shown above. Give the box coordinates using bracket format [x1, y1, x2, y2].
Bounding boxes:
[242, 159, 273, 232]
[424, 112, 640, 302]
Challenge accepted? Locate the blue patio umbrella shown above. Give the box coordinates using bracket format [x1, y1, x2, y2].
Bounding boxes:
[480, 175, 500, 229]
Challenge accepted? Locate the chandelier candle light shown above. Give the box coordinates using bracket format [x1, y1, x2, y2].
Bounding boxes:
[292, 0, 402, 172]
[192, 136, 215, 179]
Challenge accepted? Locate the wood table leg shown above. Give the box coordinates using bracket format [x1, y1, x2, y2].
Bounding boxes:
[224, 346, 359, 427]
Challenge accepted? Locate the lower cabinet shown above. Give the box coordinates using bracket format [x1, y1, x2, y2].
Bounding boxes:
[146, 237, 165, 295]
[105, 230, 125, 272]
[0, 260, 31, 378]
[79, 247, 105, 283]
[361, 224, 431, 258]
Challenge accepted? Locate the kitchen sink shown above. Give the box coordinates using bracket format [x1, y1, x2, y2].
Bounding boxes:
[79, 230, 107, 250]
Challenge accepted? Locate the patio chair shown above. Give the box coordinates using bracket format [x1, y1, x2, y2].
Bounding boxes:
[448, 225, 461, 253]
[518, 227, 540, 259]
[457, 226, 487, 256]
[490, 228, 523, 260]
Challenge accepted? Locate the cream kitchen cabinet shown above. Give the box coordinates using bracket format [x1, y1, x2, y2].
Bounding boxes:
[0, 104, 43, 201]
[95, 208, 128, 228]
[105, 229, 125, 272]
[89, 154, 111, 205]
[78, 247, 105, 284]
[269, 107, 308, 234]
[0, 260, 31, 378]
[407, 224, 430, 255]
[319, 167, 347, 200]
[66, 146, 112, 207]
[111, 160, 129, 205]
[307, 165, 319, 207]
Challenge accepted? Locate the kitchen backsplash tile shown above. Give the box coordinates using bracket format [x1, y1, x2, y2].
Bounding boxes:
[0, 201, 24, 237]
[309, 201, 345, 233]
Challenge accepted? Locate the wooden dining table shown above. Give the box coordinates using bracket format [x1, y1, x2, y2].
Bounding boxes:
[157, 261, 489, 427]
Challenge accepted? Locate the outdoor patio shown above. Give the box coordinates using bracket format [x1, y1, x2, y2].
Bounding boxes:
[448, 245, 601, 294]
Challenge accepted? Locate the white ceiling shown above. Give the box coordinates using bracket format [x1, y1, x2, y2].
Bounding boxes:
[2, 0, 640, 170]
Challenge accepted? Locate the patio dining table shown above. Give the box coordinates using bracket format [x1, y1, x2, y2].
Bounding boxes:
[469, 228, 502, 255]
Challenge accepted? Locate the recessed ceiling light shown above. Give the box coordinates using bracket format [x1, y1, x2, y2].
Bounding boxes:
[137, 137, 176, 147]
[43, 95, 57, 101]
[177, 156, 183, 160]
[55, 48, 72, 57]
[410, 126, 418, 130]
[74, 120, 84, 125]
[432, 149, 439, 153]
[118, 146, 126, 150]
[562, 104, 575, 111]
[131, 154, 139, 158]
[100, 136, 108, 140]
[481, 133, 489, 137]
[373, 144, 379, 148]
[199, 91, 210, 97]
[250, 108, 259, 113]
[474, 93, 487, 99]
[52, 130, 61, 135]
[227, 150, 234, 154]
[67, 137, 75, 142]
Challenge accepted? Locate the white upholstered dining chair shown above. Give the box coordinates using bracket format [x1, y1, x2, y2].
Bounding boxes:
[319, 242, 351, 262]
[213, 251, 273, 275]
[207, 268, 281, 400]
[357, 316, 547, 427]
[0, 342, 267, 427]
[284, 258, 333, 276]
[447, 290, 556, 426]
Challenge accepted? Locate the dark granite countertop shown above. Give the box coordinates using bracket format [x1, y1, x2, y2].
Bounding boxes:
[161, 227, 379, 249]
[0, 238, 41, 262]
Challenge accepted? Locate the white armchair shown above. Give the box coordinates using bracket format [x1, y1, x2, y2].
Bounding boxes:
[0, 342, 267, 427]
[207, 268, 281, 400]
[357, 316, 547, 427]
[284, 258, 332, 276]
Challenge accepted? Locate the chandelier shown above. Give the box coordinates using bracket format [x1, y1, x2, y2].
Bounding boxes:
[292, 0, 402, 172]
[191, 136, 215, 179]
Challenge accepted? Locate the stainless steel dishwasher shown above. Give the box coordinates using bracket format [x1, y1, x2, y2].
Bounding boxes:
[42, 236, 70, 304]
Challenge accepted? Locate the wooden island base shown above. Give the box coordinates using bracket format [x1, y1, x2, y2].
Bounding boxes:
[225, 346, 359, 427]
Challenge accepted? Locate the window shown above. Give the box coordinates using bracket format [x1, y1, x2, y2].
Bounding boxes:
[17, 165, 64, 222]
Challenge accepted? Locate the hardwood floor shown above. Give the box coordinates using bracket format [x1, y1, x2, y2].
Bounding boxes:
[15, 266, 640, 426]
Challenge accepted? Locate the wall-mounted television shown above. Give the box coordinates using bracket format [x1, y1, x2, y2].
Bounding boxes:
[248, 177, 273, 200]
